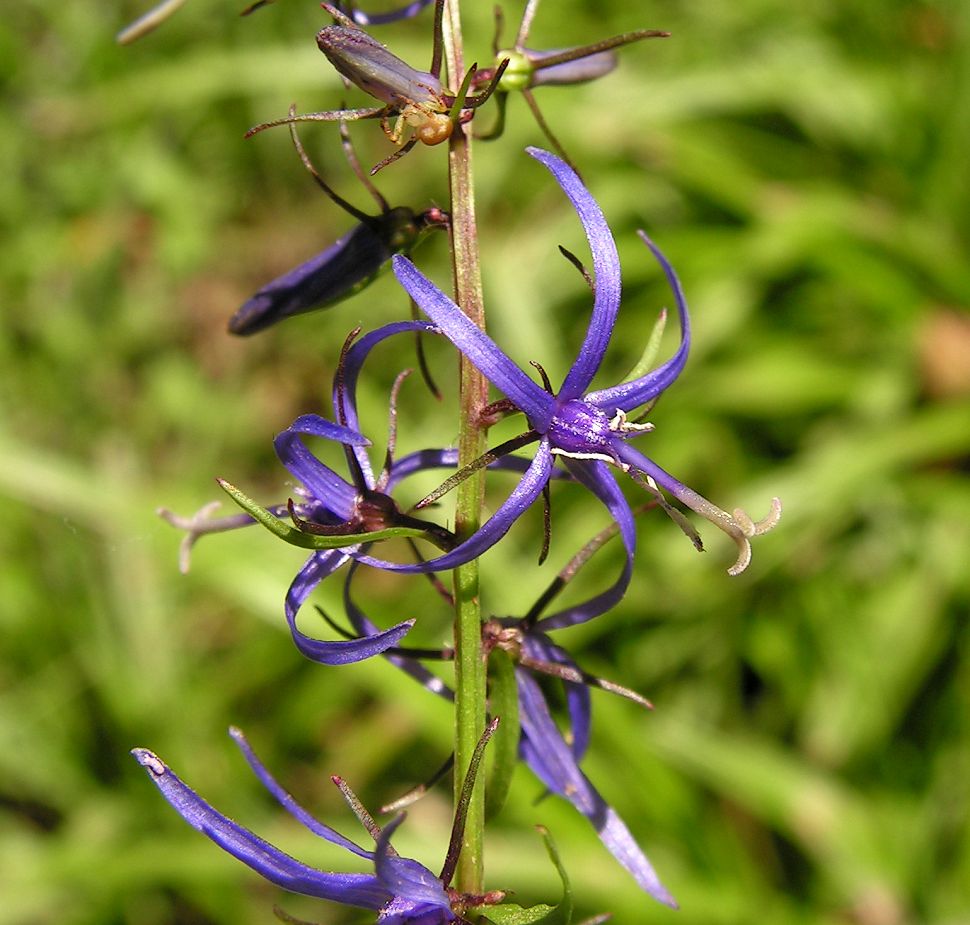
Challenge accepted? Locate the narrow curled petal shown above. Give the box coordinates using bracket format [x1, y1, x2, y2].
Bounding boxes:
[131, 749, 391, 910]
[285, 549, 349, 630]
[338, 320, 439, 427]
[393, 256, 554, 427]
[520, 632, 591, 762]
[275, 416, 367, 519]
[515, 674, 677, 908]
[525, 147, 621, 401]
[345, 562, 455, 701]
[538, 460, 635, 631]
[284, 550, 417, 665]
[585, 232, 691, 412]
[284, 414, 371, 448]
[228, 727, 374, 860]
[291, 602, 415, 664]
[357, 439, 555, 573]
[281, 412, 373, 505]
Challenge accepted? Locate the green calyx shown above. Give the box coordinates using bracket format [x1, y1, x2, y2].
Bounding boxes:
[495, 49, 534, 92]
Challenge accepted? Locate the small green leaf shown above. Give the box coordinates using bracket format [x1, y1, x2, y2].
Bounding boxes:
[485, 649, 520, 820]
[217, 479, 429, 550]
[476, 902, 559, 925]
[470, 826, 575, 925]
[620, 306, 668, 385]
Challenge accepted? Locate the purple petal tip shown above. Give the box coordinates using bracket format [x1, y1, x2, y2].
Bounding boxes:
[131, 747, 166, 777]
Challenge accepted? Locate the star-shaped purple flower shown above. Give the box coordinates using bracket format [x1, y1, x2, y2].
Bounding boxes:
[391, 146, 780, 576]
[270, 318, 574, 659]
[167, 319, 563, 665]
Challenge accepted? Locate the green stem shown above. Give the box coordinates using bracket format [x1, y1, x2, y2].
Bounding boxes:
[442, 0, 487, 897]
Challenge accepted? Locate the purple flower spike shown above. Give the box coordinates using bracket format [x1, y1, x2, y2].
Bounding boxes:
[132, 732, 457, 922]
[392, 146, 781, 576]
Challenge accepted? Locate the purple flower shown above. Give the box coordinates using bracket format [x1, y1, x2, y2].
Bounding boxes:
[494, 534, 676, 909]
[274, 400, 456, 667]
[392, 146, 781, 576]
[132, 729, 457, 923]
[515, 670, 676, 908]
[485, 523, 676, 907]
[342, 518, 675, 906]
[250, 322, 475, 665]
[270, 319, 571, 657]
[162, 321, 455, 664]
[165, 321, 561, 664]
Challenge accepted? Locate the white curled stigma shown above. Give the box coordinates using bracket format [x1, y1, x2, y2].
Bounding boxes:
[726, 497, 784, 575]
[678, 490, 783, 576]
[625, 462, 782, 575]
[610, 405, 781, 574]
[159, 496, 302, 573]
[157, 501, 225, 574]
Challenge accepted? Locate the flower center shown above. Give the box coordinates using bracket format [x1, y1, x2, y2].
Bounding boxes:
[548, 399, 615, 457]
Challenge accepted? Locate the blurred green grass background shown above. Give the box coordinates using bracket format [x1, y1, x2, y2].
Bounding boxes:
[2, 0, 969, 922]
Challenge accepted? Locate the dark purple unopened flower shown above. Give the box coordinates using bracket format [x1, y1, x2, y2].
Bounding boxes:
[228, 205, 448, 336]
[230, 112, 449, 336]
[392, 146, 781, 576]
[334, 0, 433, 26]
[132, 726, 502, 923]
